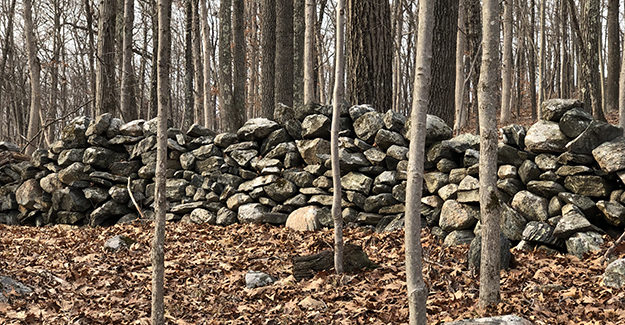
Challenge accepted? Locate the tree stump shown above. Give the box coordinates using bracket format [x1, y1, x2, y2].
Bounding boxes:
[292, 243, 376, 281]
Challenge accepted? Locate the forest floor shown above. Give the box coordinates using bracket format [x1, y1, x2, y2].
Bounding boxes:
[0, 222, 624, 324]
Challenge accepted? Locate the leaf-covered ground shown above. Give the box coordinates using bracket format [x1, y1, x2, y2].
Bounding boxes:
[0, 222, 623, 324]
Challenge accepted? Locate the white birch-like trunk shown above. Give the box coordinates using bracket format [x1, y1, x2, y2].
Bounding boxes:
[303, 0, 316, 105]
[453, 0, 467, 133]
[501, 0, 513, 123]
[23, 0, 42, 155]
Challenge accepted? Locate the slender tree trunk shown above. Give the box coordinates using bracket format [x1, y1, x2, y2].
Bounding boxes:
[454, 0, 467, 133]
[538, 0, 545, 112]
[0, 0, 16, 141]
[619, 14, 625, 130]
[500, 0, 512, 123]
[23, 0, 42, 155]
[276, 0, 294, 108]
[606, 0, 619, 113]
[428, 0, 458, 125]
[261, 0, 276, 117]
[84, 0, 97, 116]
[218, 0, 233, 131]
[560, 0, 569, 98]
[294, 0, 305, 107]
[232, 0, 246, 130]
[149, 0, 159, 119]
[303, 0, 316, 105]
[528, 0, 537, 120]
[121, 0, 137, 121]
[200, 0, 213, 129]
[95, 0, 118, 116]
[192, 0, 204, 124]
[151, 0, 171, 323]
[478, 0, 502, 308]
[182, 0, 194, 130]
[466, 0, 481, 123]
[392, 0, 404, 112]
[332, 0, 346, 275]
[405, 0, 434, 322]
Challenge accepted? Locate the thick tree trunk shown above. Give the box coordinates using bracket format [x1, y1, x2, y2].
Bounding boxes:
[405, 0, 435, 322]
[95, 0, 117, 116]
[218, 0, 233, 131]
[293, 0, 305, 107]
[501, 0, 513, 124]
[232, 0, 246, 131]
[331, 0, 346, 274]
[121, 0, 137, 122]
[606, 0, 619, 113]
[478, 0, 502, 308]
[183, 0, 194, 130]
[346, 0, 392, 112]
[303, 0, 316, 105]
[151, 0, 171, 323]
[23, 0, 42, 155]
[275, 0, 294, 108]
[428, 0, 458, 126]
[191, 0, 204, 124]
[261, 0, 276, 117]
[466, 0, 481, 122]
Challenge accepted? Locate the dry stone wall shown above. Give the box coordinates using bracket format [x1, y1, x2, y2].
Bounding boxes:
[1, 99, 625, 258]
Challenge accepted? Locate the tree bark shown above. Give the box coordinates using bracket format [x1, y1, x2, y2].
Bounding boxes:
[95, 0, 118, 116]
[331, 0, 346, 274]
[538, 0, 545, 114]
[199, 0, 214, 129]
[428, 0, 458, 126]
[149, 0, 159, 119]
[303, 0, 316, 105]
[151, 0, 171, 323]
[405, 0, 435, 322]
[478, 0, 502, 308]
[528, 0, 537, 120]
[466, 0, 481, 122]
[293, 0, 305, 107]
[292, 243, 374, 281]
[500, 0, 512, 124]
[606, 0, 619, 113]
[454, 0, 467, 133]
[619, 12, 625, 131]
[346, 0, 392, 112]
[121, 0, 137, 122]
[275, 0, 294, 108]
[183, 0, 194, 130]
[84, 0, 97, 116]
[232, 0, 246, 131]
[23, 0, 42, 155]
[261, 0, 276, 117]
[192, 0, 204, 124]
[218, 0, 233, 131]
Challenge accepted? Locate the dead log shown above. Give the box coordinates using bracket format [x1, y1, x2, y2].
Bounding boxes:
[292, 243, 376, 281]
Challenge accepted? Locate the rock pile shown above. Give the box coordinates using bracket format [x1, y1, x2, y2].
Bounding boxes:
[1, 98, 624, 258]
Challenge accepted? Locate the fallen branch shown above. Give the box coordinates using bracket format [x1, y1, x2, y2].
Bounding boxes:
[20, 99, 93, 154]
[127, 177, 146, 220]
[292, 243, 376, 281]
[603, 230, 625, 264]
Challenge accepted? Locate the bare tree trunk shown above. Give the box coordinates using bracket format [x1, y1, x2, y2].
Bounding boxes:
[538, 0, 545, 112]
[428, 0, 458, 126]
[84, 0, 97, 116]
[331, 0, 346, 275]
[192, 0, 204, 124]
[560, 0, 569, 98]
[182, 0, 194, 130]
[95, 0, 118, 116]
[606, 0, 619, 113]
[293, 0, 305, 107]
[303, 0, 316, 105]
[261, 0, 276, 117]
[454, 0, 467, 133]
[23, 0, 42, 155]
[528, 0, 537, 120]
[0, 0, 16, 141]
[151, 0, 171, 323]
[619, 15, 625, 130]
[200, 0, 213, 129]
[121, 0, 137, 121]
[218, 0, 233, 131]
[391, 0, 404, 112]
[500, 0, 512, 123]
[405, 0, 434, 322]
[478, 0, 502, 308]
[232, 0, 246, 130]
[276, 0, 294, 108]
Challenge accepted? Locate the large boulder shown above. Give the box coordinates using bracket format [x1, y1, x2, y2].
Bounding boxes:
[16, 179, 46, 210]
[301, 114, 330, 139]
[524, 120, 569, 153]
[237, 118, 280, 140]
[511, 190, 548, 221]
[541, 98, 584, 121]
[296, 139, 330, 165]
[286, 206, 327, 231]
[592, 137, 625, 173]
[559, 108, 593, 138]
[439, 200, 479, 231]
[353, 112, 384, 143]
[566, 120, 622, 154]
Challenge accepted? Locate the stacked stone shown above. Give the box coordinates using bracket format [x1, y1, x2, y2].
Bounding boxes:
[0, 142, 37, 225]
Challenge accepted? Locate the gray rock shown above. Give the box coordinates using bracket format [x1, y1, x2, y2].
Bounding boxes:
[296, 139, 330, 165]
[192, 144, 221, 160]
[566, 232, 603, 258]
[52, 188, 91, 212]
[548, 196, 562, 217]
[364, 193, 396, 213]
[518, 160, 541, 184]
[500, 203, 528, 241]
[522, 221, 562, 246]
[511, 190, 548, 221]
[226, 193, 253, 210]
[555, 165, 592, 176]
[463, 149, 480, 167]
[553, 204, 593, 238]
[535, 153, 559, 171]
[260, 128, 291, 155]
[274, 102, 296, 123]
[558, 192, 597, 216]
[603, 259, 625, 288]
[356, 212, 384, 225]
[557, 151, 595, 165]
[468, 234, 511, 271]
[217, 207, 238, 225]
[338, 149, 370, 170]
[104, 235, 134, 252]
[424, 172, 449, 194]
[90, 201, 129, 226]
[237, 118, 280, 140]
[237, 203, 270, 224]
[592, 137, 625, 173]
[214, 132, 238, 148]
[16, 179, 46, 210]
[229, 149, 258, 167]
[341, 172, 373, 194]
[264, 178, 298, 202]
[165, 179, 189, 201]
[363, 148, 386, 165]
[83, 187, 109, 204]
[375, 129, 406, 151]
[0, 276, 32, 302]
[449, 168, 468, 184]
[0, 141, 20, 152]
[444, 230, 475, 246]
[541, 98, 584, 121]
[559, 107, 593, 138]
[353, 111, 384, 143]
[524, 120, 569, 153]
[596, 200, 625, 226]
[405, 114, 452, 145]
[188, 208, 217, 224]
[238, 175, 278, 192]
[566, 120, 623, 154]
[437, 158, 457, 173]
[39, 173, 63, 193]
[526, 180, 566, 198]
[286, 206, 324, 231]
[61, 116, 90, 148]
[245, 271, 275, 289]
[564, 175, 610, 197]
[301, 114, 330, 139]
[83, 147, 120, 170]
[439, 200, 479, 231]
[497, 165, 517, 179]
[119, 119, 145, 136]
[386, 145, 408, 161]
[348, 104, 375, 121]
[383, 109, 406, 132]
[58, 149, 85, 167]
[501, 124, 526, 149]
[497, 143, 527, 167]
[186, 123, 214, 137]
[438, 183, 458, 201]
[55, 212, 85, 225]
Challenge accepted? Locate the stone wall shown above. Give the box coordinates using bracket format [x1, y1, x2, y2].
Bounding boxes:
[1, 99, 624, 257]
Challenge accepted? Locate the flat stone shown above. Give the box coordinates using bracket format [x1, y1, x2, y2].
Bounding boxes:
[541, 98, 584, 121]
[525, 120, 569, 153]
[245, 271, 275, 289]
[526, 180, 566, 198]
[592, 137, 625, 173]
[553, 204, 593, 238]
[341, 172, 373, 194]
[564, 175, 610, 197]
[597, 200, 625, 227]
[237, 203, 270, 224]
[237, 118, 280, 140]
[566, 120, 622, 154]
